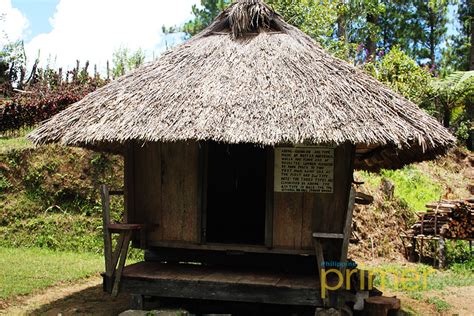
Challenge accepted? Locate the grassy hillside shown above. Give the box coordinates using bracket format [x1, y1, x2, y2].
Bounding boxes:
[349, 147, 473, 260]
[0, 134, 124, 253]
[356, 148, 471, 211]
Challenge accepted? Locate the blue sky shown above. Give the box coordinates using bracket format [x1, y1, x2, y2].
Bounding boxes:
[1, 0, 199, 72]
[12, 0, 58, 41]
[0, 0, 460, 72]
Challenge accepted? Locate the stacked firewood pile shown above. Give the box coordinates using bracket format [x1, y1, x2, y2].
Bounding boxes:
[441, 201, 474, 239]
[408, 198, 473, 240]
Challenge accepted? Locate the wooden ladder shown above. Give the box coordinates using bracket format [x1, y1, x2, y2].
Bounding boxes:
[100, 185, 145, 297]
[313, 186, 356, 306]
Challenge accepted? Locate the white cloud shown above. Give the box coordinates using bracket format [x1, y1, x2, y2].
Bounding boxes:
[25, 0, 199, 72]
[0, 0, 29, 45]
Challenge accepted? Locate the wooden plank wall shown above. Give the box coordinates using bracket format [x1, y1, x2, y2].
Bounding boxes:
[126, 141, 200, 243]
[126, 141, 354, 256]
[272, 144, 355, 253]
[161, 142, 199, 242]
[311, 144, 355, 233]
[272, 193, 315, 250]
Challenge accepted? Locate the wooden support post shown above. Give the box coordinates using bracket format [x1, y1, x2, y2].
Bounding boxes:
[112, 231, 132, 297]
[111, 234, 125, 272]
[314, 239, 329, 306]
[100, 185, 113, 280]
[419, 238, 424, 263]
[340, 186, 356, 277]
[140, 229, 147, 249]
[265, 147, 274, 248]
[131, 294, 145, 310]
[409, 236, 416, 262]
[438, 236, 446, 269]
[420, 214, 425, 235]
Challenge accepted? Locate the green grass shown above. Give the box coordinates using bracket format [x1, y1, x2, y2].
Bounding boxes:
[381, 167, 443, 211]
[356, 165, 443, 211]
[426, 296, 451, 312]
[0, 133, 33, 154]
[0, 247, 103, 300]
[364, 263, 474, 293]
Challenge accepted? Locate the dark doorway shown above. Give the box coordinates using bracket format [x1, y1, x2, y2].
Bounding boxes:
[206, 142, 267, 245]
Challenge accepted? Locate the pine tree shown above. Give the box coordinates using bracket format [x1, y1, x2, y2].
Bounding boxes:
[181, 0, 230, 37]
[378, 0, 418, 54]
[414, 0, 450, 70]
[449, 0, 473, 71]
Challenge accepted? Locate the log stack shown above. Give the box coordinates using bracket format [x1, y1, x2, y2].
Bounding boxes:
[408, 199, 473, 240]
[440, 201, 474, 239]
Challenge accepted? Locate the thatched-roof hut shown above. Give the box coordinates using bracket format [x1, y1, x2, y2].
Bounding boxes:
[29, 0, 453, 170]
[29, 0, 454, 313]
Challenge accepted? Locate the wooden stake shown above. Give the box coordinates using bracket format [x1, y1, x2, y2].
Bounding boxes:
[438, 236, 446, 269]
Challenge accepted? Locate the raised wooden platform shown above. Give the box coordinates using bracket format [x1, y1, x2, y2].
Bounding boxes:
[109, 261, 327, 307]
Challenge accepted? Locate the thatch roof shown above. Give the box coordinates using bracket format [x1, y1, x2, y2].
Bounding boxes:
[29, 0, 455, 170]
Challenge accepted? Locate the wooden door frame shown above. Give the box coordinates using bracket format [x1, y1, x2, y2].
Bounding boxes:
[198, 141, 208, 244]
[265, 147, 274, 248]
[198, 142, 274, 248]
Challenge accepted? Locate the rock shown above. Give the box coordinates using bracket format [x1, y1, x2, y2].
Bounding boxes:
[119, 309, 189, 316]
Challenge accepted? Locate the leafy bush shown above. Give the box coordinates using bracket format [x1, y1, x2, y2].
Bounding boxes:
[0, 61, 108, 134]
[0, 173, 11, 193]
[365, 46, 432, 104]
[424, 70, 474, 146]
[0, 82, 105, 134]
[446, 240, 473, 266]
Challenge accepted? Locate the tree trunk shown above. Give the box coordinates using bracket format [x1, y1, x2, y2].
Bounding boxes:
[470, 18, 474, 70]
[337, 15, 346, 41]
[466, 99, 473, 150]
[366, 13, 378, 60]
[443, 105, 451, 128]
[429, 9, 436, 69]
[337, 0, 347, 41]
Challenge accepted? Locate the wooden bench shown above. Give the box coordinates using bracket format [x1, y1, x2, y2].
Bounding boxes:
[100, 185, 149, 296]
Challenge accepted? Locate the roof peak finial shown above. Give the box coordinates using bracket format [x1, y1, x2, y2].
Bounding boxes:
[229, 0, 273, 37]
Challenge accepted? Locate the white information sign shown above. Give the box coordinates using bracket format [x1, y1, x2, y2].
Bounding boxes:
[274, 146, 335, 193]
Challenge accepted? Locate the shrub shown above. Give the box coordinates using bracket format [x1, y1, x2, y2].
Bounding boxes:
[365, 46, 432, 104]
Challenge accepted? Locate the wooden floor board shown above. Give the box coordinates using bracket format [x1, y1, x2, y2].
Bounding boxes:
[118, 262, 325, 306]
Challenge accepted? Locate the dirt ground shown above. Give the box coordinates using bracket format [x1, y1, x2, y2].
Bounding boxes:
[1, 275, 473, 315]
[0, 276, 130, 316]
[384, 286, 474, 316]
